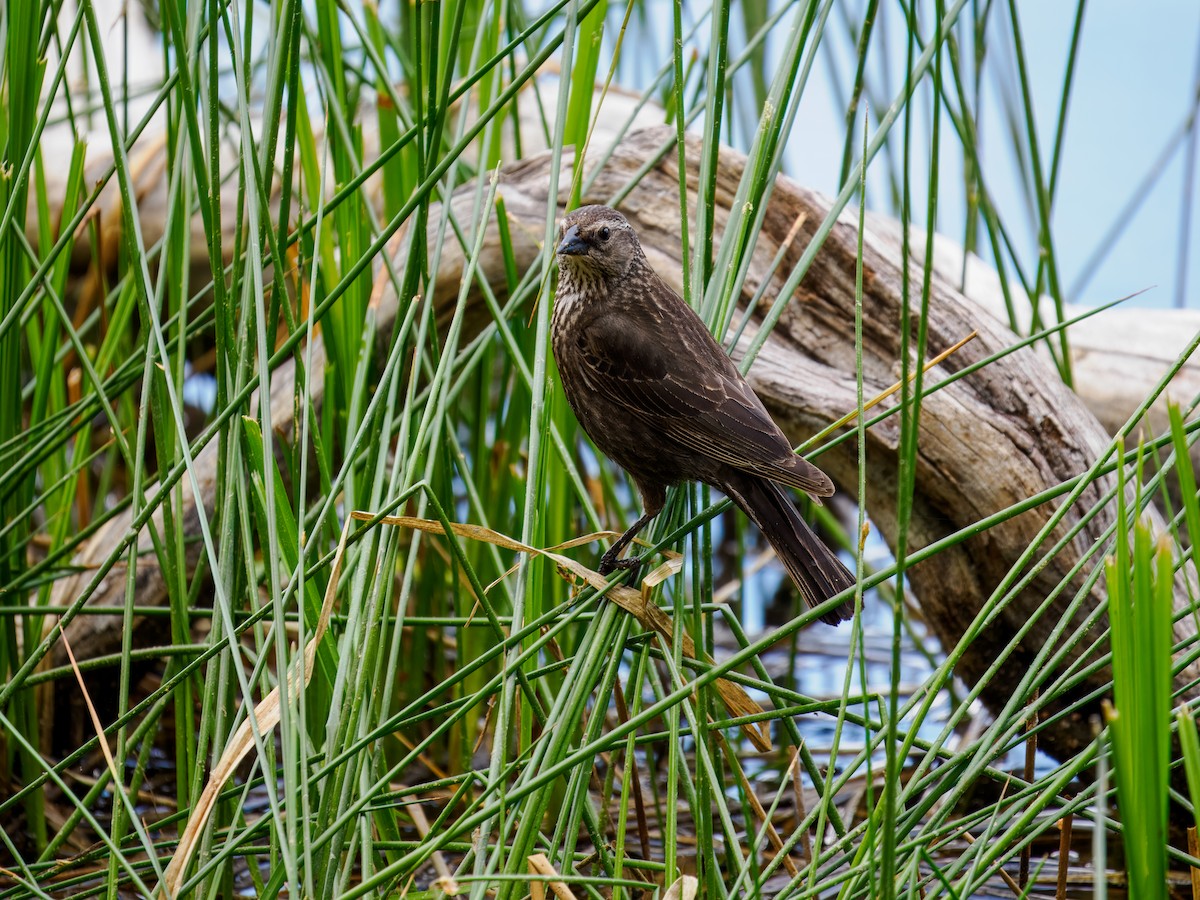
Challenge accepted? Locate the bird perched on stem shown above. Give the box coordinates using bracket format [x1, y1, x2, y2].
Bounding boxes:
[551, 204, 855, 625]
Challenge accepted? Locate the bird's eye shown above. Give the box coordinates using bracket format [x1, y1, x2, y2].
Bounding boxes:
[597, 226, 611, 242]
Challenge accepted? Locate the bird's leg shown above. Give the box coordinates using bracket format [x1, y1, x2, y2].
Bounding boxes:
[598, 510, 657, 582]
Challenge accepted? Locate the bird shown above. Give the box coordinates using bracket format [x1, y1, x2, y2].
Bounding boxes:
[551, 204, 855, 625]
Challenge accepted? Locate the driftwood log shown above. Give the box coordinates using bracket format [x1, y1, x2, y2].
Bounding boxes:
[890, 216, 1200, 440]
[46, 125, 1200, 760]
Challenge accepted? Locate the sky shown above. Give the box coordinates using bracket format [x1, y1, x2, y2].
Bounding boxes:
[1026, 2, 1200, 309]
[613, 1, 1200, 312]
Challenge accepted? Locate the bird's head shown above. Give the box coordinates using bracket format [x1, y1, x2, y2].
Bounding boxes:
[555, 205, 642, 280]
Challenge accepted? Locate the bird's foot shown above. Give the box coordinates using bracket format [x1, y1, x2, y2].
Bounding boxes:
[598, 549, 642, 585]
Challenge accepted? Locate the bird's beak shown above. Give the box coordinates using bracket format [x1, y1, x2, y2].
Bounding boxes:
[556, 224, 588, 256]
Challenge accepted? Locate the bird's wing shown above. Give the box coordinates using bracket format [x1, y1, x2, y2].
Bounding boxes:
[575, 307, 834, 498]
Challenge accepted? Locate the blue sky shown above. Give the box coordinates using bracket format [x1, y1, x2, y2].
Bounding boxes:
[1029, 2, 1200, 309]
[613, 1, 1200, 311]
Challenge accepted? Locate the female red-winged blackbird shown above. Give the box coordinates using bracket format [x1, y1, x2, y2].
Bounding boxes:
[551, 204, 855, 625]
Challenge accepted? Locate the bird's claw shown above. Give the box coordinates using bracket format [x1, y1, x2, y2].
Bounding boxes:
[598, 550, 642, 585]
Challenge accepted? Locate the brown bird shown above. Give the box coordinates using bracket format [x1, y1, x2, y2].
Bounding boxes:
[551, 204, 855, 625]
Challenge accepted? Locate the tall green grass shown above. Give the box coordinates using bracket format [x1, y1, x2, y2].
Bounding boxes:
[1, 1, 1198, 897]
[1103, 439, 1173, 900]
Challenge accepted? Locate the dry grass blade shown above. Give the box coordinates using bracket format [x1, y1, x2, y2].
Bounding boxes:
[60, 631, 124, 816]
[812, 329, 979, 440]
[157, 519, 353, 897]
[961, 830, 1023, 896]
[407, 795, 457, 895]
[1058, 815, 1074, 900]
[726, 734, 799, 877]
[351, 511, 773, 750]
[662, 874, 699, 899]
[527, 853, 578, 900]
[788, 746, 814, 860]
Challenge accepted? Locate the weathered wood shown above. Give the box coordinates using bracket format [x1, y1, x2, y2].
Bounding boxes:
[888, 216, 1200, 439]
[46, 125, 1200, 760]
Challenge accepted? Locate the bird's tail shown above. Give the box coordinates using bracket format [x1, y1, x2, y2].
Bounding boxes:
[721, 473, 856, 625]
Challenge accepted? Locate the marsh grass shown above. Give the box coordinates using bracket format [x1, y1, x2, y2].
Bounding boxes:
[1, 1, 1198, 897]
